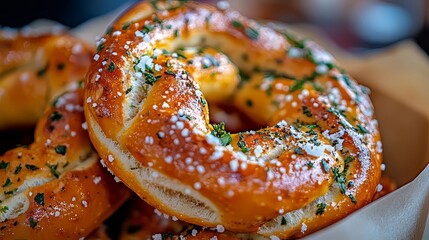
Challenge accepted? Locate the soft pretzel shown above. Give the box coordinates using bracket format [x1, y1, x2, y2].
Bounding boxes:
[0, 30, 92, 129]
[84, 1, 382, 238]
[0, 33, 129, 238]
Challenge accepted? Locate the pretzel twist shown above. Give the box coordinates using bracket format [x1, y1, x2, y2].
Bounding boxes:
[85, 1, 382, 237]
[0, 32, 92, 129]
[0, 32, 129, 238]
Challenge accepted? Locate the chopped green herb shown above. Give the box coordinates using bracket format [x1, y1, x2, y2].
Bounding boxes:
[29, 217, 38, 229]
[344, 156, 354, 164]
[4, 188, 17, 195]
[348, 181, 354, 188]
[46, 163, 60, 178]
[283, 32, 305, 49]
[125, 86, 133, 94]
[49, 111, 63, 122]
[332, 167, 347, 194]
[245, 27, 259, 40]
[0, 161, 10, 170]
[356, 124, 370, 134]
[97, 43, 104, 53]
[231, 20, 243, 28]
[54, 145, 67, 155]
[321, 159, 329, 173]
[122, 22, 132, 30]
[302, 106, 312, 117]
[62, 162, 69, 168]
[142, 23, 154, 34]
[348, 194, 357, 204]
[14, 164, 22, 175]
[289, 80, 305, 92]
[316, 203, 327, 215]
[105, 26, 113, 35]
[0, 206, 8, 213]
[174, 29, 179, 37]
[211, 122, 232, 146]
[281, 216, 287, 225]
[237, 132, 249, 153]
[185, 114, 192, 120]
[34, 193, 44, 206]
[2, 178, 11, 187]
[294, 147, 304, 155]
[144, 72, 161, 85]
[165, 70, 176, 76]
[108, 62, 115, 72]
[25, 164, 39, 171]
[307, 162, 314, 168]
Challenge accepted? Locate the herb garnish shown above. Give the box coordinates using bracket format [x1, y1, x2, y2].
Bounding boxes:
[29, 217, 38, 229]
[34, 193, 44, 206]
[316, 203, 326, 215]
[14, 164, 22, 175]
[281, 216, 287, 225]
[25, 164, 39, 171]
[237, 132, 249, 153]
[108, 62, 115, 72]
[49, 111, 63, 122]
[46, 163, 60, 178]
[211, 122, 232, 146]
[54, 145, 67, 155]
[0, 161, 9, 170]
[2, 178, 11, 187]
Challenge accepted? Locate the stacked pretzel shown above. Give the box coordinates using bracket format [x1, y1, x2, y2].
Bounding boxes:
[1, 0, 385, 239]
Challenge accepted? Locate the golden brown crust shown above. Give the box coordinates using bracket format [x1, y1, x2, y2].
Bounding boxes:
[0, 32, 92, 129]
[0, 88, 129, 239]
[0, 33, 129, 238]
[84, 0, 382, 237]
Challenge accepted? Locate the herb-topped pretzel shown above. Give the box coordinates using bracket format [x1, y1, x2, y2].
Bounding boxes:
[0, 32, 129, 238]
[84, 1, 382, 238]
[0, 31, 92, 129]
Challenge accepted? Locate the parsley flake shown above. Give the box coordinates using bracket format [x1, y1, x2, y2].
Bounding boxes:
[29, 217, 38, 229]
[0, 161, 10, 170]
[211, 122, 232, 146]
[14, 164, 22, 174]
[281, 216, 287, 225]
[2, 178, 12, 187]
[49, 111, 63, 122]
[108, 62, 115, 72]
[54, 145, 67, 155]
[25, 164, 39, 171]
[237, 132, 249, 153]
[316, 203, 326, 215]
[34, 193, 44, 206]
[46, 163, 60, 178]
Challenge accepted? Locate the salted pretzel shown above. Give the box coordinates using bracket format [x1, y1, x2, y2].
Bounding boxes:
[0, 32, 129, 238]
[84, 1, 382, 238]
[0, 30, 92, 129]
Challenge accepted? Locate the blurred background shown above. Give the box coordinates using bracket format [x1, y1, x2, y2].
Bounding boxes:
[0, 0, 428, 54]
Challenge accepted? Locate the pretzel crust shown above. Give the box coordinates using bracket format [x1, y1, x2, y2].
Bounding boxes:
[84, 1, 382, 237]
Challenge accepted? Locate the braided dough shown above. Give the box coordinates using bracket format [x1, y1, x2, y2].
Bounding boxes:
[0, 32, 129, 238]
[0, 32, 92, 129]
[85, 1, 382, 238]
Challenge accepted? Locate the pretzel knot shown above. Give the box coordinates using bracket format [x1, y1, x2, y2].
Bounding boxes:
[0, 33, 129, 238]
[85, 1, 382, 238]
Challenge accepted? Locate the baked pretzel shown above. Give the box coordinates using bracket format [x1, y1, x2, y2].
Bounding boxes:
[0, 33, 129, 238]
[84, 0, 382, 238]
[0, 30, 92, 129]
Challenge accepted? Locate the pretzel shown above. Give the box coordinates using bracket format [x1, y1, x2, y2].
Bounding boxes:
[84, 1, 382, 238]
[0, 31, 92, 129]
[0, 32, 129, 238]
